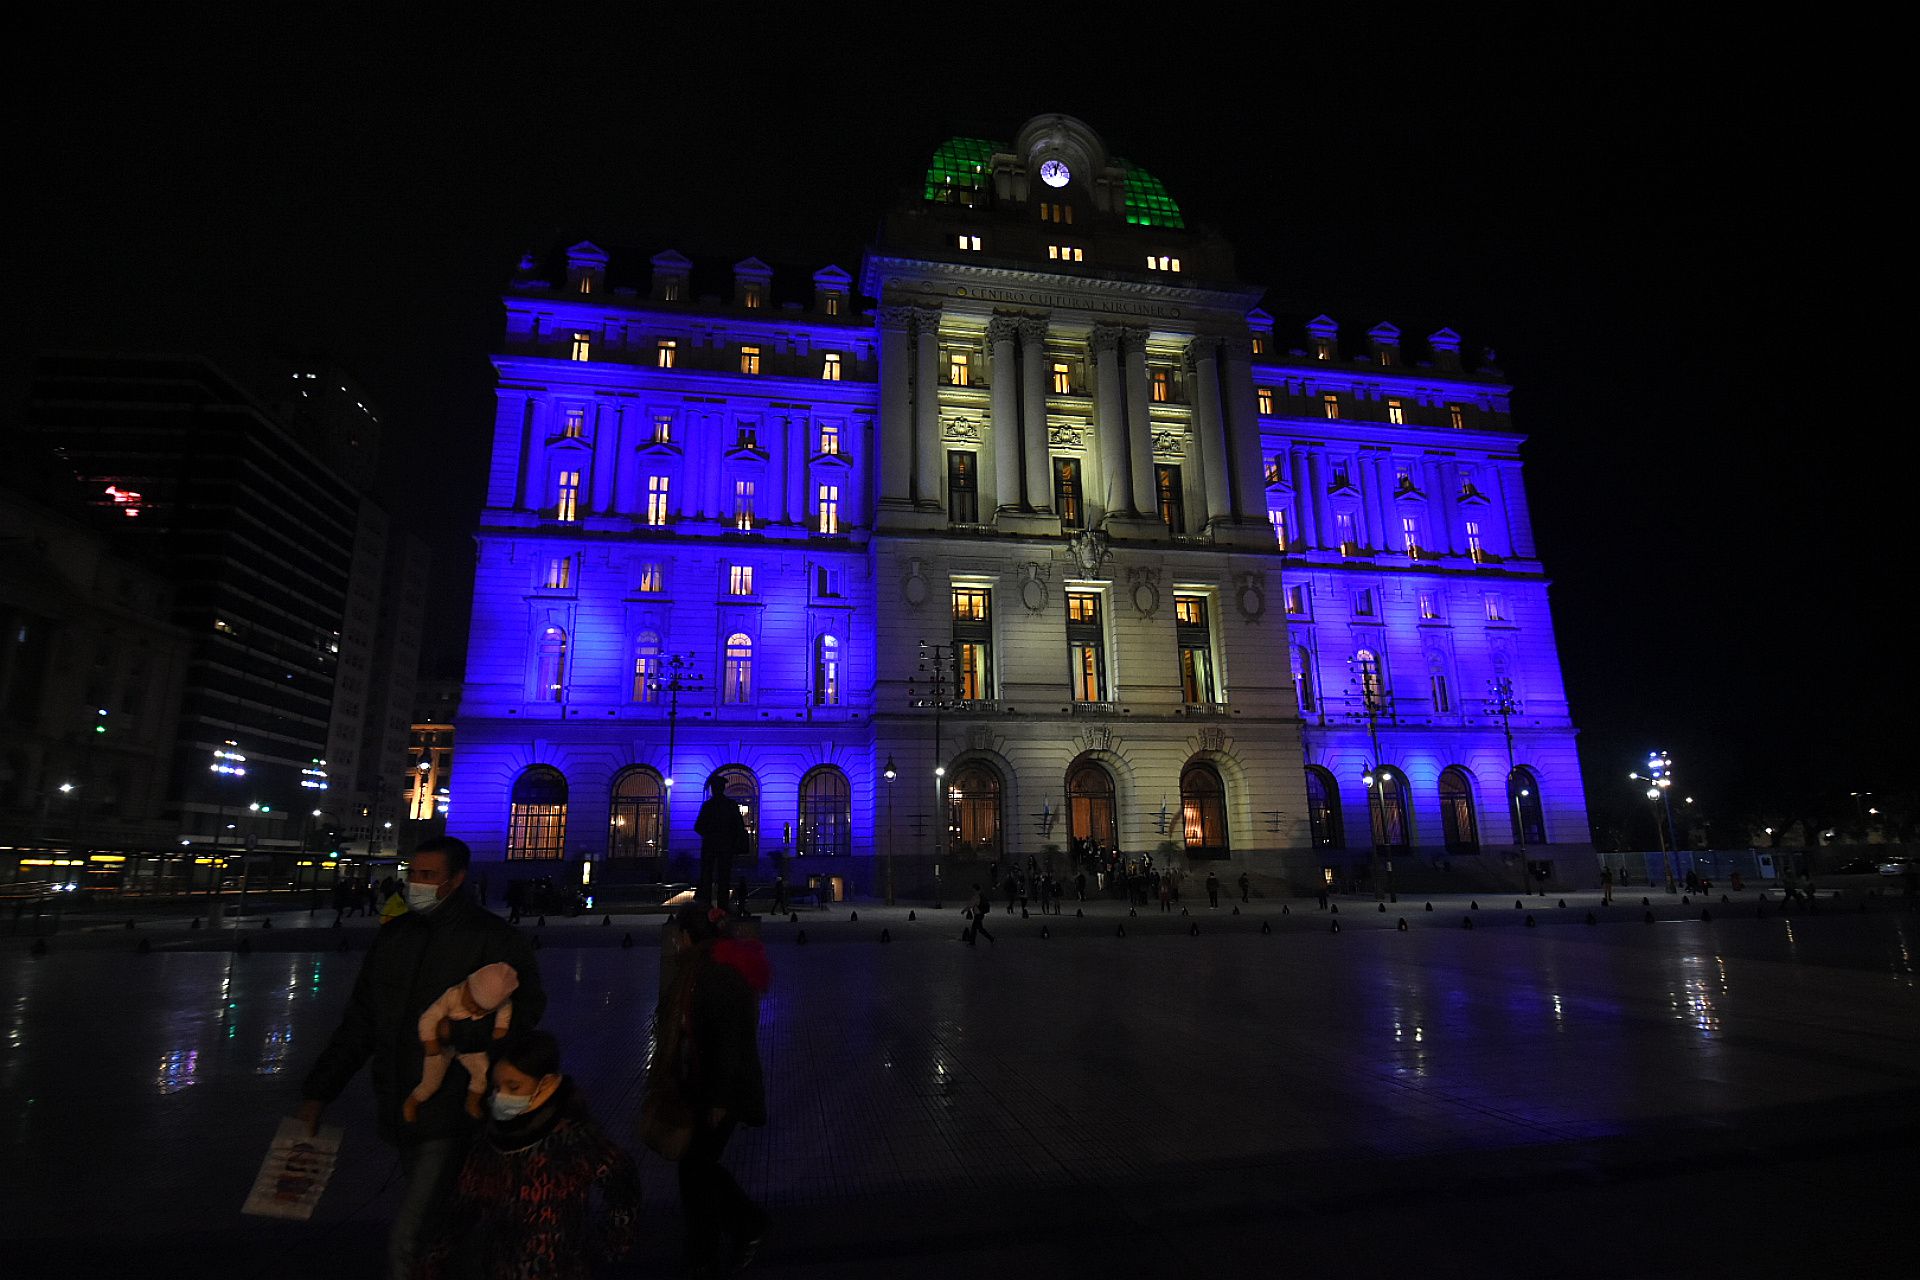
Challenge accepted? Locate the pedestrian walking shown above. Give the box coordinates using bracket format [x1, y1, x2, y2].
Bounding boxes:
[771, 874, 788, 917]
[658, 904, 771, 1277]
[505, 880, 526, 925]
[1237, 871, 1251, 904]
[422, 1030, 638, 1279]
[297, 837, 545, 1280]
[1600, 866, 1614, 905]
[970, 884, 996, 945]
[332, 878, 352, 924]
[694, 776, 749, 910]
[1206, 872, 1220, 909]
[1157, 876, 1172, 913]
[1074, 871, 1087, 902]
[1003, 874, 1017, 915]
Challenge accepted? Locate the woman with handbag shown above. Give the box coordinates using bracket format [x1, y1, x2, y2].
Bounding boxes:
[647, 904, 771, 1278]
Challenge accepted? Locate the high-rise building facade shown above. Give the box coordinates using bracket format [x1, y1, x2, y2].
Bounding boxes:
[451, 115, 1588, 894]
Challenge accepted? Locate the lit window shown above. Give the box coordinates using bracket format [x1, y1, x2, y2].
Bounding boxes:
[1146, 254, 1181, 272]
[1379, 349, 1395, 366]
[818, 421, 841, 455]
[1402, 515, 1421, 557]
[817, 484, 840, 534]
[1256, 386, 1274, 415]
[1052, 362, 1072, 394]
[578, 276, 594, 295]
[569, 332, 592, 361]
[1335, 512, 1357, 555]
[948, 350, 971, 385]
[1040, 202, 1074, 224]
[1151, 368, 1170, 402]
[1314, 339, 1334, 361]
[743, 284, 763, 309]
[740, 346, 761, 375]
[1048, 244, 1084, 262]
[1395, 467, 1415, 493]
[555, 470, 580, 522]
[562, 408, 585, 438]
[822, 351, 842, 381]
[953, 233, 983, 251]
[1466, 520, 1485, 563]
[542, 557, 572, 590]
[646, 475, 670, 527]
[1054, 458, 1082, 529]
[1285, 584, 1309, 616]
[1175, 594, 1214, 703]
[952, 588, 991, 622]
[1252, 335, 1267, 355]
[662, 282, 681, 302]
[1418, 591, 1439, 620]
[1322, 393, 1340, 420]
[952, 589, 993, 700]
[1066, 590, 1106, 702]
[814, 635, 841, 706]
[735, 424, 757, 449]
[639, 563, 663, 593]
[656, 340, 677, 369]
[734, 480, 755, 531]
[1431, 673, 1452, 713]
[1355, 649, 1385, 706]
[1387, 398, 1404, 424]
[536, 626, 567, 701]
[729, 564, 754, 595]
[632, 631, 661, 703]
[1292, 647, 1316, 713]
[1448, 403, 1465, 429]
[1156, 465, 1184, 534]
[1484, 592, 1508, 622]
[651, 413, 672, 444]
[723, 632, 753, 703]
[1269, 507, 1289, 549]
[948, 451, 978, 524]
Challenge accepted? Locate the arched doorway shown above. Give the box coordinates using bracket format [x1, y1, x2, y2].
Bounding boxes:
[1305, 766, 1342, 848]
[798, 766, 851, 858]
[607, 767, 664, 861]
[1067, 760, 1116, 856]
[1510, 768, 1546, 844]
[1180, 760, 1229, 860]
[1439, 767, 1478, 852]
[507, 765, 567, 860]
[1369, 767, 1411, 849]
[710, 765, 760, 857]
[946, 760, 1003, 864]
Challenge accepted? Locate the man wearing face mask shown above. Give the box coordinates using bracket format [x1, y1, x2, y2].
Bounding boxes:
[296, 836, 545, 1280]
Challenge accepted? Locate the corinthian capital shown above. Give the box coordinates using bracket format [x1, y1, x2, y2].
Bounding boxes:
[987, 315, 1020, 346]
[1088, 324, 1124, 356]
[1016, 316, 1049, 346]
[878, 305, 915, 332]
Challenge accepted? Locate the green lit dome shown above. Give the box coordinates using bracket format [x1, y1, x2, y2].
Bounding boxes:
[922, 134, 1186, 229]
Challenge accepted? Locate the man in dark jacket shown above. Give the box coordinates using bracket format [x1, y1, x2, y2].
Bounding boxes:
[666, 904, 769, 1275]
[694, 775, 750, 909]
[297, 836, 544, 1280]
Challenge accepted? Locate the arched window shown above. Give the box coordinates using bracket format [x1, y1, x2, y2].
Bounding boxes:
[1355, 648, 1385, 709]
[712, 765, 759, 856]
[535, 626, 567, 702]
[798, 766, 851, 857]
[1292, 646, 1316, 713]
[607, 768, 664, 860]
[1067, 761, 1116, 851]
[722, 632, 753, 704]
[507, 766, 567, 860]
[813, 634, 841, 706]
[946, 761, 1003, 863]
[1440, 766, 1478, 852]
[631, 631, 662, 703]
[1305, 766, 1342, 848]
[1181, 761, 1229, 859]
[1510, 767, 1546, 845]
[1369, 767, 1410, 849]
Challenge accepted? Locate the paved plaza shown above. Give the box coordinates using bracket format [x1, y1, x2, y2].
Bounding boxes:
[3, 892, 1916, 1278]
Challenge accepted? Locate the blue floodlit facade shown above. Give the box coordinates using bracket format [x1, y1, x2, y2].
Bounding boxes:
[449, 115, 1589, 896]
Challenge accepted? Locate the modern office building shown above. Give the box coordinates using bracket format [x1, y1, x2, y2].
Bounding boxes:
[450, 114, 1588, 895]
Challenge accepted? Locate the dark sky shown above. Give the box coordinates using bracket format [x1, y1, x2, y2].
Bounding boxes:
[11, 17, 1903, 840]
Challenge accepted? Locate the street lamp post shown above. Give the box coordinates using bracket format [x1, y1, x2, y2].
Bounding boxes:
[909, 642, 961, 898]
[206, 740, 247, 928]
[1630, 751, 1681, 893]
[882, 756, 897, 906]
[1350, 652, 1396, 903]
[1485, 676, 1538, 895]
[645, 652, 707, 882]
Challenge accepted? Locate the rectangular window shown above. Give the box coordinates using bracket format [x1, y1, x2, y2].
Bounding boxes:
[656, 340, 677, 369]
[662, 282, 681, 302]
[1380, 349, 1395, 366]
[1322, 393, 1341, 420]
[817, 484, 840, 534]
[542, 556, 572, 590]
[1156, 465, 1184, 535]
[1448, 403, 1465, 429]
[948, 450, 979, 524]
[651, 413, 672, 444]
[953, 233, 982, 251]
[1146, 254, 1181, 272]
[1402, 515, 1421, 556]
[733, 480, 755, 531]
[1047, 244, 1084, 262]
[1418, 591, 1439, 620]
[1314, 339, 1334, 361]
[555, 470, 580, 522]
[1269, 507, 1288, 549]
[646, 475, 670, 527]
[1066, 590, 1106, 702]
[1466, 520, 1485, 563]
[735, 423, 757, 449]
[825, 294, 842, 316]
[729, 564, 754, 595]
[569, 332, 592, 361]
[1256, 386, 1274, 415]
[1054, 458, 1083, 529]
[818, 420, 840, 455]
[1151, 368, 1171, 402]
[743, 285, 764, 309]
[1040, 202, 1074, 224]
[1336, 511, 1357, 555]
[952, 588, 994, 700]
[1252, 335, 1267, 355]
[1354, 588, 1376, 617]
[739, 346, 761, 375]
[1484, 591, 1508, 622]
[821, 351, 842, 381]
[1430, 673, 1452, 713]
[639, 563, 663, 593]
[1285, 584, 1309, 616]
[1387, 398, 1405, 425]
[948, 350, 971, 385]
[1175, 593, 1215, 704]
[562, 408, 585, 438]
[578, 276, 594, 295]
[1051, 361, 1072, 394]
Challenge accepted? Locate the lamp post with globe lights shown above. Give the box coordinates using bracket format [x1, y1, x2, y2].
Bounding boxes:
[882, 756, 898, 905]
[1485, 676, 1540, 895]
[908, 641, 961, 906]
[1629, 751, 1682, 893]
[1350, 651, 1397, 902]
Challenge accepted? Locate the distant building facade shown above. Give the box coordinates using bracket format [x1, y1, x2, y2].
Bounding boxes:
[450, 115, 1588, 894]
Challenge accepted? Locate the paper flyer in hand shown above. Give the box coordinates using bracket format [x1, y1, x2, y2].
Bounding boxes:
[241, 1116, 343, 1220]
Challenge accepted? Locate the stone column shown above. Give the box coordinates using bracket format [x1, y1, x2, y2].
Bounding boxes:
[1308, 448, 1332, 546]
[700, 412, 723, 521]
[1434, 460, 1463, 554]
[989, 316, 1021, 518]
[1019, 317, 1053, 513]
[1218, 338, 1268, 520]
[1090, 325, 1129, 521]
[1290, 447, 1318, 547]
[1122, 331, 1157, 517]
[492, 391, 529, 510]
[912, 307, 943, 509]
[1186, 337, 1233, 528]
[1373, 457, 1399, 551]
[878, 307, 913, 505]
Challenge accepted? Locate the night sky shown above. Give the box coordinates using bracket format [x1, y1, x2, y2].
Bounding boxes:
[11, 18, 1903, 843]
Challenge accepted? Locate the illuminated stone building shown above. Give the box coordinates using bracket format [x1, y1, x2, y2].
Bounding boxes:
[450, 115, 1589, 894]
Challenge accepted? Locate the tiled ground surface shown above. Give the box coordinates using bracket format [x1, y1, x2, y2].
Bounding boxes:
[3, 894, 1916, 1278]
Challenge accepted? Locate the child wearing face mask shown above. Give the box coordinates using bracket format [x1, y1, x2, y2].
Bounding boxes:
[424, 1030, 639, 1279]
[403, 962, 519, 1123]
